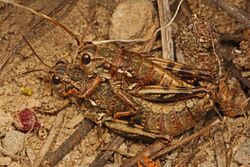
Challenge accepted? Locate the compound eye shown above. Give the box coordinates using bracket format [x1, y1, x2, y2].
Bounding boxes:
[56, 60, 66, 65]
[81, 53, 91, 65]
[52, 75, 61, 85]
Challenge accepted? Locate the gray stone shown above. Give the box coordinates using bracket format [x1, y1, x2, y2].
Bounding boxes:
[0, 157, 12, 166]
[109, 0, 158, 40]
[1, 130, 25, 155]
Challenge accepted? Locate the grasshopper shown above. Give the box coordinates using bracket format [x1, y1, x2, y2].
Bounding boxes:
[47, 60, 214, 140]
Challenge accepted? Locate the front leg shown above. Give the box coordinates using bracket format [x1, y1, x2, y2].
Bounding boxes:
[62, 76, 102, 99]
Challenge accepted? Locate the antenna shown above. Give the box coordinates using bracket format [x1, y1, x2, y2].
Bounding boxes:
[22, 35, 51, 68]
[1, 0, 80, 46]
[22, 69, 48, 75]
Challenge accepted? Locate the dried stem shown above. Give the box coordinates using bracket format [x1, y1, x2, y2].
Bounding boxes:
[45, 119, 95, 166]
[89, 135, 125, 167]
[157, 0, 174, 60]
[33, 109, 65, 167]
[211, 0, 250, 28]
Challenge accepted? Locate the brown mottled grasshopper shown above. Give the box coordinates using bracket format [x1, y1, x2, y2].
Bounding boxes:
[47, 61, 213, 140]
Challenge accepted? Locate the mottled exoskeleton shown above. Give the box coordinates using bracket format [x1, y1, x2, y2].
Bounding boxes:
[48, 61, 214, 140]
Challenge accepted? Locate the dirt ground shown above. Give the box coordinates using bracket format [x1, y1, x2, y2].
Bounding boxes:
[0, 0, 250, 167]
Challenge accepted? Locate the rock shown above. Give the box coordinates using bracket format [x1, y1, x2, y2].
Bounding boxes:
[109, 0, 158, 47]
[101, 132, 111, 144]
[233, 140, 250, 165]
[1, 130, 25, 154]
[110, 0, 157, 38]
[0, 112, 13, 137]
[0, 157, 12, 166]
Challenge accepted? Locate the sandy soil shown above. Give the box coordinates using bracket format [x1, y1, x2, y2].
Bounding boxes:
[0, 0, 249, 167]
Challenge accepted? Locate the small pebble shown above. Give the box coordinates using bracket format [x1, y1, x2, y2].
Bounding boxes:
[0, 157, 12, 166]
[88, 135, 98, 145]
[117, 143, 127, 154]
[1, 130, 25, 155]
[83, 155, 95, 165]
[101, 132, 111, 144]
[38, 127, 48, 140]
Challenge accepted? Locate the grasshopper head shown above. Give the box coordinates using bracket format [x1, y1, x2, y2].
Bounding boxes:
[48, 61, 89, 98]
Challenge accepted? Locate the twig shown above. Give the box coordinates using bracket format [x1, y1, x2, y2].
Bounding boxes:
[150, 119, 220, 160]
[45, 119, 95, 166]
[33, 110, 65, 167]
[157, 0, 174, 59]
[92, 38, 149, 45]
[211, 0, 250, 28]
[120, 141, 167, 167]
[89, 135, 125, 167]
[154, 0, 184, 36]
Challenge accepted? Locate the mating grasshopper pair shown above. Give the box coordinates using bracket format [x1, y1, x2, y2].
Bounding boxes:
[46, 60, 213, 140]
[6, 1, 247, 141]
